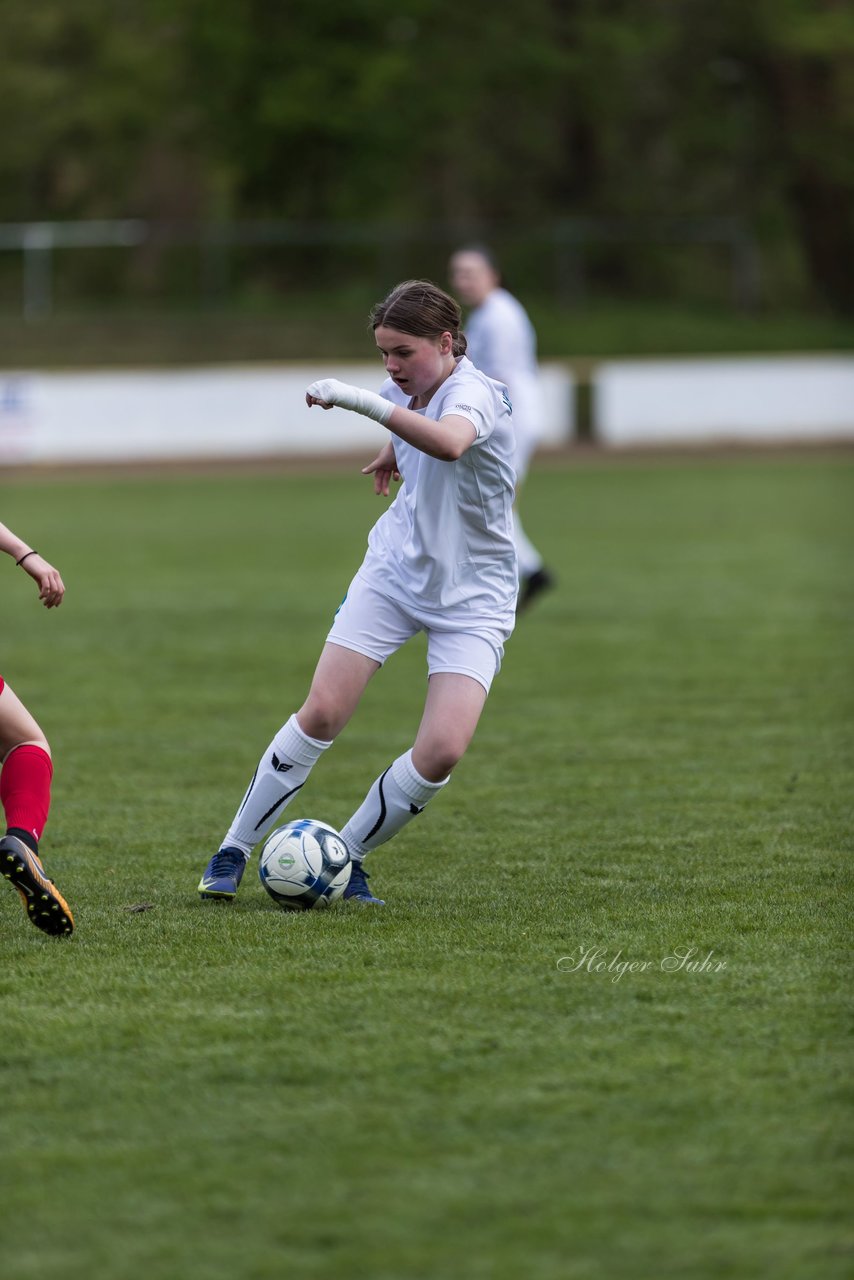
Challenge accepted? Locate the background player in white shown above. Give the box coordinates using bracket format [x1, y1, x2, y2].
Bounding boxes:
[0, 520, 74, 935]
[198, 280, 517, 905]
[450, 244, 555, 611]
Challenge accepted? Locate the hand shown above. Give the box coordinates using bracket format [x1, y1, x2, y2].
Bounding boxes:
[306, 385, 336, 410]
[305, 379, 393, 425]
[362, 441, 401, 496]
[306, 378, 357, 411]
[21, 554, 65, 608]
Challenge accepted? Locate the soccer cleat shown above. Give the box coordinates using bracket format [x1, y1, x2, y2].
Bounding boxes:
[517, 566, 556, 614]
[343, 859, 385, 906]
[198, 846, 248, 900]
[0, 834, 74, 937]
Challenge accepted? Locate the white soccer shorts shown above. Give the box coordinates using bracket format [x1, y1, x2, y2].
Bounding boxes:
[327, 571, 506, 694]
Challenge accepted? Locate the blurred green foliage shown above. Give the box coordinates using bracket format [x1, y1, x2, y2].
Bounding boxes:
[1, 297, 853, 369]
[0, 0, 852, 311]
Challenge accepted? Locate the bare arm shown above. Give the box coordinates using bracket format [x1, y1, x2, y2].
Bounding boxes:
[0, 520, 65, 608]
[361, 439, 400, 497]
[306, 378, 477, 462]
[383, 406, 476, 462]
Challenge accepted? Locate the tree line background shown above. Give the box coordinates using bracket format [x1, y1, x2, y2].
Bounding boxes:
[1, 0, 852, 314]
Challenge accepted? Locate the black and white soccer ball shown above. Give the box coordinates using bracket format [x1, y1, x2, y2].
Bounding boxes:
[258, 818, 352, 911]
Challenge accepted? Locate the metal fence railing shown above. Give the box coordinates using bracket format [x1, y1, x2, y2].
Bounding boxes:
[0, 217, 761, 320]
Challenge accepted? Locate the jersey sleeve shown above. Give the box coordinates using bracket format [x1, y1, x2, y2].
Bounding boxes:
[437, 378, 497, 443]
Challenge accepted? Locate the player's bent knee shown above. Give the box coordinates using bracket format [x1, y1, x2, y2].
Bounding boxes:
[296, 697, 344, 743]
[412, 740, 467, 782]
[1, 735, 50, 764]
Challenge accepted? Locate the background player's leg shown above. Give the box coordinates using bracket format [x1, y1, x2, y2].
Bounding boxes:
[0, 682, 73, 936]
[0, 682, 52, 852]
[512, 428, 555, 611]
[514, 509, 544, 580]
[0, 680, 49, 758]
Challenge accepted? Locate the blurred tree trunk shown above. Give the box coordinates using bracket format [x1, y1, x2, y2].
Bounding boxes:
[762, 47, 854, 313]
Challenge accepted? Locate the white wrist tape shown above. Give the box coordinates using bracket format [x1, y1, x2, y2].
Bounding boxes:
[306, 378, 393, 426]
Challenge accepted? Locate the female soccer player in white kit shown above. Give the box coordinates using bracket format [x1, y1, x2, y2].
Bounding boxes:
[197, 280, 517, 905]
[450, 245, 554, 611]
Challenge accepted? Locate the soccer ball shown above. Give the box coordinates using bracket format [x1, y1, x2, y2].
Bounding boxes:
[258, 818, 352, 911]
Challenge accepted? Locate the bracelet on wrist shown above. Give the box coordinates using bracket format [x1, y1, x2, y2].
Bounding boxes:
[15, 550, 38, 567]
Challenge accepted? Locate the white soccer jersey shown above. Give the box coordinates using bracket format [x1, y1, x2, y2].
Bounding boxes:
[464, 288, 543, 475]
[358, 356, 517, 628]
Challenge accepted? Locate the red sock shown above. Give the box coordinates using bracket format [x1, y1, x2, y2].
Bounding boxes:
[1, 744, 53, 847]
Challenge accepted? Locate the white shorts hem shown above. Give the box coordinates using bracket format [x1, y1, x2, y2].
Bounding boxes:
[427, 664, 494, 695]
[325, 636, 387, 666]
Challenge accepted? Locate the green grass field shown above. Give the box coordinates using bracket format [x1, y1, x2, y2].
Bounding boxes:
[1, 454, 852, 1279]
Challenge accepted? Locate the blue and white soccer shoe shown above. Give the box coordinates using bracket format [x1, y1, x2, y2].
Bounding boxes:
[343, 860, 385, 906]
[198, 847, 248, 900]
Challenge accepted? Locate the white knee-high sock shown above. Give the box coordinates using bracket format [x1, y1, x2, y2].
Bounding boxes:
[339, 750, 448, 860]
[222, 715, 331, 855]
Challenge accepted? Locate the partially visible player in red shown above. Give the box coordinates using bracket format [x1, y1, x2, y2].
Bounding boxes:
[0, 520, 74, 936]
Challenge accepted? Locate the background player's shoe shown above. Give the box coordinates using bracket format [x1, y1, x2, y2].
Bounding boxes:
[344, 860, 385, 905]
[198, 847, 247, 900]
[517, 566, 555, 613]
[0, 834, 74, 937]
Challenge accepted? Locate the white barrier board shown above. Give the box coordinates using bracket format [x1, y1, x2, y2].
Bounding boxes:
[0, 363, 574, 466]
[595, 356, 854, 445]
[3, 356, 850, 463]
